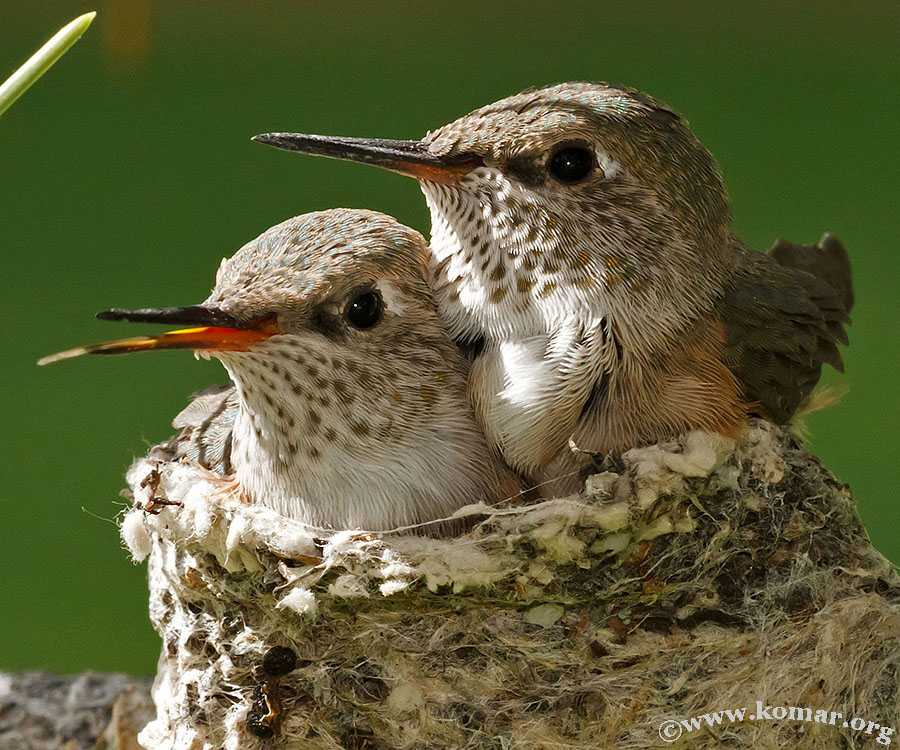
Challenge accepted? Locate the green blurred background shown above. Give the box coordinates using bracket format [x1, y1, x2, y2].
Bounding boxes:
[2, 1, 898, 676]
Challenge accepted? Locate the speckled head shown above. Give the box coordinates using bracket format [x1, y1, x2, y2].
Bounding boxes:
[39, 209, 522, 531]
[422, 82, 729, 238]
[253, 83, 734, 343]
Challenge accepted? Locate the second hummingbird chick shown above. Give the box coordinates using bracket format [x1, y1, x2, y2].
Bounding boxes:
[40, 209, 522, 531]
[254, 82, 853, 492]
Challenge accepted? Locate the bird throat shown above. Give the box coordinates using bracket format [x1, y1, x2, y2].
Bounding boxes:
[421, 171, 728, 353]
[214, 339, 515, 531]
[423, 173, 601, 343]
[419, 174, 746, 484]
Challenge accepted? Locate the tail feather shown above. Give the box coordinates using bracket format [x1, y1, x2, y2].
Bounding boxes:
[768, 233, 854, 315]
[718, 234, 853, 424]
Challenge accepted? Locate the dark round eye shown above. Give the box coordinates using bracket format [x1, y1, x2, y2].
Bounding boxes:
[548, 146, 594, 183]
[344, 290, 383, 329]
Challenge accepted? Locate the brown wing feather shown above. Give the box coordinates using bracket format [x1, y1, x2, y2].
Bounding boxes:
[153, 383, 239, 475]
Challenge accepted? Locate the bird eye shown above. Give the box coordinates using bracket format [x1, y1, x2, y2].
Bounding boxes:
[344, 290, 384, 329]
[548, 145, 595, 184]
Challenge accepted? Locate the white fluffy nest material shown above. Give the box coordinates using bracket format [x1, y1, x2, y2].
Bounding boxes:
[121, 421, 900, 750]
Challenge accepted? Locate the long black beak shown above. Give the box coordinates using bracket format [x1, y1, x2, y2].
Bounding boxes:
[251, 133, 482, 183]
[38, 306, 280, 366]
[95, 305, 242, 327]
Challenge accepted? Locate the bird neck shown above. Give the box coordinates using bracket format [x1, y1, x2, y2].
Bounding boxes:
[216, 343, 520, 531]
[423, 179, 733, 353]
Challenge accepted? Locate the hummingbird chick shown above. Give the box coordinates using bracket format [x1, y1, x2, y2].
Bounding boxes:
[254, 82, 853, 490]
[39, 209, 522, 530]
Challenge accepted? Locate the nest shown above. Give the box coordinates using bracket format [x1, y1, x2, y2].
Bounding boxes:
[120, 421, 900, 749]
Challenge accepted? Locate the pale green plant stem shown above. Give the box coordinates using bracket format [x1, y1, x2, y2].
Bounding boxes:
[0, 11, 96, 118]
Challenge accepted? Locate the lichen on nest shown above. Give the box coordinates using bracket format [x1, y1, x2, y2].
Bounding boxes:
[120, 420, 900, 749]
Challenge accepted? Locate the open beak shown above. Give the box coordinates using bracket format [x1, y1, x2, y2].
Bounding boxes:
[251, 133, 482, 184]
[37, 305, 281, 366]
